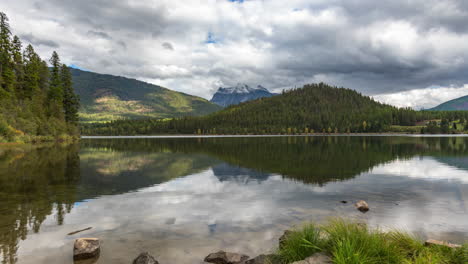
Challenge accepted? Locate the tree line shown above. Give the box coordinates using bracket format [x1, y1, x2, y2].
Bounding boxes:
[82, 83, 468, 135]
[0, 12, 79, 142]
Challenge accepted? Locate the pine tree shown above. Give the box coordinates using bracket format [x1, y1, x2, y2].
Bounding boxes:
[23, 44, 40, 98]
[48, 51, 64, 119]
[48, 51, 62, 101]
[12, 35, 24, 98]
[61, 64, 79, 124]
[0, 12, 14, 98]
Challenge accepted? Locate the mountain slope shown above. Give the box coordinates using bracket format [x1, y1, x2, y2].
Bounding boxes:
[71, 68, 222, 122]
[428, 95, 468, 111]
[210, 83, 276, 107]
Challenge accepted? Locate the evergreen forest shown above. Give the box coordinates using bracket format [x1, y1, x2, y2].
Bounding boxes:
[0, 12, 79, 143]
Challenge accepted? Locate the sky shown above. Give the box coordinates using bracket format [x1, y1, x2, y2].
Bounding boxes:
[2, 0, 468, 109]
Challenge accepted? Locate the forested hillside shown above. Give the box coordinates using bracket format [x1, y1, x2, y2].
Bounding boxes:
[83, 83, 468, 135]
[0, 12, 79, 142]
[71, 68, 222, 123]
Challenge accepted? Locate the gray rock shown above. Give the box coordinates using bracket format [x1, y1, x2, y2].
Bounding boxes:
[290, 253, 332, 264]
[73, 238, 100, 260]
[204, 250, 249, 264]
[245, 254, 279, 264]
[73, 257, 99, 264]
[133, 252, 159, 264]
[355, 200, 369, 213]
[424, 239, 461, 249]
[279, 230, 293, 249]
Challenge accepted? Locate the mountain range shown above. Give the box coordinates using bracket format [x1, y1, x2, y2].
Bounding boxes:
[71, 68, 221, 122]
[429, 95, 468, 111]
[210, 83, 276, 107]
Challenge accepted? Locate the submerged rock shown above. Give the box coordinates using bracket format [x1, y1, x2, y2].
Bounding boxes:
[290, 253, 332, 264]
[340, 200, 347, 204]
[279, 230, 293, 249]
[424, 239, 461, 249]
[245, 254, 279, 264]
[73, 257, 99, 264]
[355, 200, 369, 213]
[133, 252, 159, 264]
[204, 250, 249, 264]
[73, 238, 100, 260]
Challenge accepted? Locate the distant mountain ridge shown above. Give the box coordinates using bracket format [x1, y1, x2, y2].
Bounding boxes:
[428, 95, 468, 111]
[70, 68, 222, 122]
[210, 83, 276, 107]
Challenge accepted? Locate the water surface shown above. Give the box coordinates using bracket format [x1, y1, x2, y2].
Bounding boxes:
[1, 136, 467, 263]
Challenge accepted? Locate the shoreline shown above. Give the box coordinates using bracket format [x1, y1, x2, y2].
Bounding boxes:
[81, 133, 468, 139]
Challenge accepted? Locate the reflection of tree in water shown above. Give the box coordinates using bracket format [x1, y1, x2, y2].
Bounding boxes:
[0, 144, 80, 264]
[82, 136, 468, 185]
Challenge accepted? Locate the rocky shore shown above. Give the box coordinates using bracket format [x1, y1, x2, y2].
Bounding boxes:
[72, 230, 462, 264]
[71, 201, 465, 264]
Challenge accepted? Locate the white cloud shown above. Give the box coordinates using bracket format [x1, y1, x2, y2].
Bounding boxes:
[373, 85, 468, 109]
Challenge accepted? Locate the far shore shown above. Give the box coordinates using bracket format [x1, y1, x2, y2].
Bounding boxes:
[81, 133, 468, 139]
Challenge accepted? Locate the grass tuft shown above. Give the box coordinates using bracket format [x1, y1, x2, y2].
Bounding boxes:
[278, 223, 325, 263]
[276, 218, 466, 264]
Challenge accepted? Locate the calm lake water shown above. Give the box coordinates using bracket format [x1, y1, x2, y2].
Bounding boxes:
[1, 136, 467, 263]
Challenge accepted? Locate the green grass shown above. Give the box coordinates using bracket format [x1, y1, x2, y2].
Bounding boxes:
[277, 218, 468, 264]
[388, 125, 425, 133]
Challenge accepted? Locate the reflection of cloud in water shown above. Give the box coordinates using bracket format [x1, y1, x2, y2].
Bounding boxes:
[371, 156, 468, 183]
[16, 158, 468, 264]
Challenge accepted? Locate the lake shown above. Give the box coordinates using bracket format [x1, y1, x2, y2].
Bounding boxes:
[1, 136, 467, 263]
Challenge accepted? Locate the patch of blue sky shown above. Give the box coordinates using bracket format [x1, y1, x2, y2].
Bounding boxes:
[69, 64, 88, 71]
[205, 32, 219, 44]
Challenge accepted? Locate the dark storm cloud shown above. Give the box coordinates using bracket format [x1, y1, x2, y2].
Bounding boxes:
[20, 33, 60, 48]
[44, 0, 170, 37]
[162, 42, 174, 50]
[258, 0, 468, 95]
[87, 30, 112, 40]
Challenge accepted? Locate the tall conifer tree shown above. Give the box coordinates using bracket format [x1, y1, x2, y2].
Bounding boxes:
[61, 64, 79, 124]
[48, 51, 62, 101]
[0, 12, 14, 98]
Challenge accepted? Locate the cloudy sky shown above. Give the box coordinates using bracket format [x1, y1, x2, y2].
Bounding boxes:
[2, 0, 468, 109]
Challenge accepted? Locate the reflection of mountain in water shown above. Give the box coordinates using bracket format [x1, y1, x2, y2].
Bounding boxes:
[433, 156, 468, 171]
[78, 149, 216, 197]
[212, 163, 272, 183]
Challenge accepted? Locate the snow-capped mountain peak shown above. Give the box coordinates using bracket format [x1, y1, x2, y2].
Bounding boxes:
[210, 84, 276, 107]
[218, 83, 258, 94]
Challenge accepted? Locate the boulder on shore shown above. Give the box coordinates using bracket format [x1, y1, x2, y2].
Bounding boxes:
[424, 239, 461, 249]
[245, 254, 279, 264]
[204, 250, 249, 264]
[290, 253, 332, 264]
[355, 200, 369, 213]
[279, 230, 293, 249]
[73, 238, 100, 260]
[133, 252, 159, 264]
